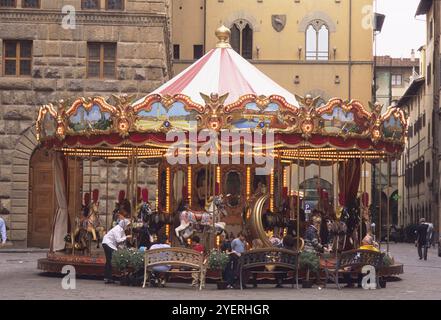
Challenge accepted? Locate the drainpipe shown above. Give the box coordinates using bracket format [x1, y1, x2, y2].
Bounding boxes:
[204, 0, 207, 53]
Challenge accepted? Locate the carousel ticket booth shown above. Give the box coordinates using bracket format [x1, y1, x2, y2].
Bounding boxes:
[36, 26, 407, 277]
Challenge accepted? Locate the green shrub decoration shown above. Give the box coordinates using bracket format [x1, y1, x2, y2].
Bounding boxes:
[382, 254, 394, 267]
[299, 251, 320, 273]
[207, 249, 230, 271]
[112, 248, 144, 274]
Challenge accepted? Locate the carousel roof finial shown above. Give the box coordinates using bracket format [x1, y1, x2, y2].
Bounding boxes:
[215, 25, 232, 49]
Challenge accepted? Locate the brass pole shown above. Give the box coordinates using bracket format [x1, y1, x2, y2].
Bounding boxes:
[336, 151, 339, 217]
[72, 151, 77, 256]
[205, 164, 208, 207]
[303, 153, 306, 220]
[359, 152, 363, 247]
[379, 158, 382, 250]
[89, 150, 92, 196]
[387, 155, 391, 254]
[105, 157, 109, 231]
[332, 157, 335, 217]
[318, 151, 322, 212]
[364, 153, 368, 239]
[127, 155, 131, 206]
[297, 157, 300, 251]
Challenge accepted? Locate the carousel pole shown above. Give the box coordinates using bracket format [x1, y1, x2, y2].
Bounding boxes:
[89, 150, 92, 197]
[297, 156, 300, 251]
[379, 158, 382, 250]
[72, 150, 77, 255]
[359, 152, 363, 247]
[127, 154, 131, 209]
[213, 163, 216, 250]
[336, 151, 340, 216]
[387, 155, 391, 254]
[106, 157, 109, 231]
[303, 152, 306, 220]
[332, 156, 335, 216]
[318, 151, 322, 211]
[363, 151, 366, 234]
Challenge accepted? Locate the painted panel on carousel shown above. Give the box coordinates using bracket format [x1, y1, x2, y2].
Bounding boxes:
[320, 106, 364, 135]
[135, 101, 195, 131]
[230, 102, 286, 130]
[67, 104, 112, 133]
[41, 111, 57, 138]
[381, 115, 404, 139]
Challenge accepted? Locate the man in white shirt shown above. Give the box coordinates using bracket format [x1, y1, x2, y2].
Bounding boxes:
[0, 217, 6, 246]
[102, 219, 132, 284]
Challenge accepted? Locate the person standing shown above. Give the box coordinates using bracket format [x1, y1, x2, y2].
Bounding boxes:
[190, 236, 205, 287]
[225, 232, 247, 288]
[0, 217, 7, 246]
[415, 218, 429, 260]
[102, 219, 132, 284]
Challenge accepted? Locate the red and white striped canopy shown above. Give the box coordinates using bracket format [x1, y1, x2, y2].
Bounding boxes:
[136, 46, 299, 107]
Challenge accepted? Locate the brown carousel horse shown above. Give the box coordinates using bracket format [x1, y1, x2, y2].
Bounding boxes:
[72, 190, 105, 254]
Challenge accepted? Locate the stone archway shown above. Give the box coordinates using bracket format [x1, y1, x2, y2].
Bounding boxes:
[10, 126, 39, 248]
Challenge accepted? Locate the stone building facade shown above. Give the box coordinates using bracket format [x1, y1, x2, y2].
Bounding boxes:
[0, 0, 172, 247]
[172, 0, 374, 105]
[398, 0, 440, 240]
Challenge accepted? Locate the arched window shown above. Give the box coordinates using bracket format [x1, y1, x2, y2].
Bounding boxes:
[230, 20, 253, 59]
[306, 20, 329, 60]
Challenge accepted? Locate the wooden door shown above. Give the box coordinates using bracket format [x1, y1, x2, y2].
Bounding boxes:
[28, 149, 55, 248]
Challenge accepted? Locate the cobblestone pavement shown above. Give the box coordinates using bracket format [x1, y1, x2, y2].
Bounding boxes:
[0, 243, 440, 300]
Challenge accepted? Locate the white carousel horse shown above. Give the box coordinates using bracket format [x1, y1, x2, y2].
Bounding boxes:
[175, 195, 228, 244]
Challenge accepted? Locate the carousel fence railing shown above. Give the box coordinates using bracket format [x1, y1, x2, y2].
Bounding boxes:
[142, 247, 206, 290]
[321, 249, 383, 290]
[238, 248, 300, 290]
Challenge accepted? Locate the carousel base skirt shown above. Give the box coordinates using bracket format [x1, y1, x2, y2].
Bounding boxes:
[38, 252, 404, 281]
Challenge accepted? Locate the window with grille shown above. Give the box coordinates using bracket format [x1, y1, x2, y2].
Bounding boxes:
[22, 0, 40, 8]
[0, 0, 16, 7]
[173, 44, 180, 60]
[427, 63, 432, 85]
[230, 20, 253, 59]
[106, 0, 124, 10]
[82, 0, 100, 9]
[193, 45, 203, 59]
[306, 20, 329, 61]
[3, 40, 32, 76]
[87, 43, 116, 79]
[391, 74, 402, 86]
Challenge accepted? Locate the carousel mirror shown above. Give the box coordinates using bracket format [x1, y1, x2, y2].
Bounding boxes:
[173, 169, 185, 207]
[159, 169, 167, 211]
[253, 174, 268, 196]
[195, 169, 207, 210]
[225, 171, 241, 207]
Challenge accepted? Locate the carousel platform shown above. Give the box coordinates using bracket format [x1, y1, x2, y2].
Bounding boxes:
[37, 252, 404, 280]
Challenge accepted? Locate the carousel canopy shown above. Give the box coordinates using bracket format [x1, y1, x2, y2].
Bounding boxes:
[133, 26, 299, 107]
[35, 26, 409, 161]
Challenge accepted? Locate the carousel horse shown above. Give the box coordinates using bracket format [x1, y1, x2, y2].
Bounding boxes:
[175, 195, 228, 245]
[112, 190, 126, 226]
[133, 188, 155, 248]
[71, 190, 106, 254]
[86, 190, 106, 248]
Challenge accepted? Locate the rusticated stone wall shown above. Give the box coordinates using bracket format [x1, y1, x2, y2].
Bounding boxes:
[0, 0, 172, 247]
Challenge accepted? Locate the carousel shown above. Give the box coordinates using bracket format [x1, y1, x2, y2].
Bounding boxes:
[37, 26, 406, 278]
